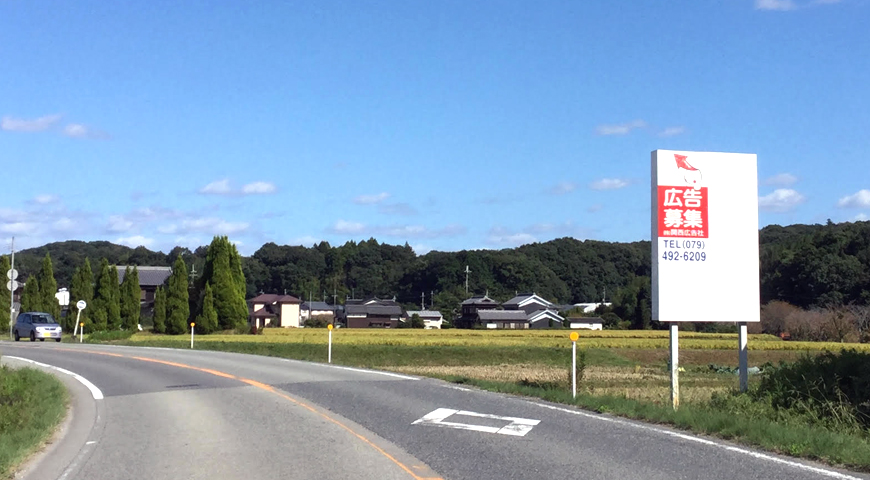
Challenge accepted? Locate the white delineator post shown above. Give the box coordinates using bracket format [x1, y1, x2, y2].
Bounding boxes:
[670, 324, 679, 410]
[79, 322, 84, 343]
[190, 323, 195, 349]
[327, 323, 333, 364]
[738, 322, 748, 392]
[570, 331, 579, 399]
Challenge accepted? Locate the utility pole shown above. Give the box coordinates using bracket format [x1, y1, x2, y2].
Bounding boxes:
[189, 263, 197, 286]
[421, 292, 425, 310]
[431, 291, 434, 310]
[464, 266, 470, 295]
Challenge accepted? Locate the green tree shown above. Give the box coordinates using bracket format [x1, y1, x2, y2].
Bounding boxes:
[20, 275, 40, 313]
[37, 253, 60, 320]
[152, 286, 166, 334]
[166, 256, 190, 334]
[120, 266, 141, 331]
[68, 259, 94, 332]
[107, 265, 121, 329]
[200, 237, 248, 330]
[91, 259, 112, 331]
[0, 255, 12, 326]
[409, 313, 425, 329]
[195, 282, 218, 334]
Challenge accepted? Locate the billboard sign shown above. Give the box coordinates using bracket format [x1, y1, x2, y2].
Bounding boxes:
[651, 150, 760, 323]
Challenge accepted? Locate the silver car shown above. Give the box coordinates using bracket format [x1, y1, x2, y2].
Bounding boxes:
[13, 312, 63, 342]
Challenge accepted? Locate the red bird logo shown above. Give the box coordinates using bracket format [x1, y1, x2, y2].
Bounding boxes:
[674, 154, 702, 187]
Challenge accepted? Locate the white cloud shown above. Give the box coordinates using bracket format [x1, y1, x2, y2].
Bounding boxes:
[755, 0, 797, 10]
[107, 215, 134, 232]
[0, 208, 27, 222]
[595, 120, 646, 136]
[590, 178, 629, 190]
[157, 224, 178, 234]
[32, 194, 59, 205]
[837, 190, 870, 209]
[764, 173, 798, 187]
[241, 181, 277, 194]
[328, 220, 366, 234]
[116, 235, 155, 248]
[180, 217, 249, 235]
[0, 222, 39, 235]
[62, 123, 109, 140]
[290, 235, 321, 246]
[487, 228, 538, 247]
[52, 217, 76, 232]
[353, 192, 390, 205]
[1, 114, 62, 132]
[659, 126, 686, 137]
[173, 235, 204, 248]
[548, 182, 577, 195]
[854, 213, 868, 222]
[199, 179, 233, 195]
[758, 189, 806, 212]
[412, 244, 433, 255]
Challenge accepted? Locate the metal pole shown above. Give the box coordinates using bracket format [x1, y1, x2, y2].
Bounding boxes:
[669, 323, 679, 410]
[74, 309, 81, 337]
[738, 322, 748, 392]
[328, 329, 332, 364]
[9, 237, 14, 340]
[572, 340, 577, 399]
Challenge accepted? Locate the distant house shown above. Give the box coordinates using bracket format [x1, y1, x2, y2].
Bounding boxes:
[248, 293, 302, 328]
[300, 301, 336, 322]
[340, 298, 404, 328]
[456, 295, 500, 328]
[116, 266, 172, 309]
[504, 293, 565, 329]
[404, 310, 444, 329]
[479, 310, 529, 329]
[569, 317, 604, 330]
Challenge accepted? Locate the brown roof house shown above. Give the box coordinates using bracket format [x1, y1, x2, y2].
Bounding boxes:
[339, 297, 404, 328]
[248, 293, 302, 329]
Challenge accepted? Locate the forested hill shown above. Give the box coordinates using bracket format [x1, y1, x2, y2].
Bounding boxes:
[9, 220, 870, 310]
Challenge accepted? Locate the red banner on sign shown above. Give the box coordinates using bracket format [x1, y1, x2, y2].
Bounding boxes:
[657, 186, 709, 238]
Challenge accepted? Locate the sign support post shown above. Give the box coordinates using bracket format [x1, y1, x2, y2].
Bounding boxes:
[738, 322, 748, 392]
[327, 323, 333, 363]
[669, 324, 679, 410]
[570, 331, 579, 399]
[8, 236, 15, 341]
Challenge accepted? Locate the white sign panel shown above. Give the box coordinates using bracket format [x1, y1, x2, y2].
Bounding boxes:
[651, 150, 760, 323]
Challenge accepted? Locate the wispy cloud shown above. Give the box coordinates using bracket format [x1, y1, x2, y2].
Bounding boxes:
[241, 181, 277, 194]
[107, 215, 135, 233]
[199, 179, 277, 196]
[755, 0, 797, 10]
[328, 220, 367, 235]
[116, 235, 155, 248]
[595, 120, 646, 136]
[590, 178, 629, 190]
[486, 222, 593, 247]
[854, 213, 868, 222]
[378, 203, 417, 216]
[289, 235, 321, 247]
[764, 173, 798, 187]
[1, 114, 63, 133]
[0, 222, 39, 235]
[326, 220, 465, 239]
[658, 126, 686, 137]
[837, 189, 870, 209]
[548, 182, 577, 195]
[63, 123, 109, 140]
[759, 189, 806, 212]
[32, 194, 59, 205]
[487, 229, 538, 248]
[353, 192, 390, 205]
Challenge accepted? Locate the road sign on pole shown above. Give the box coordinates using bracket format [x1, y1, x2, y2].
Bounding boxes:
[6, 269, 17, 280]
[6, 280, 18, 292]
[77, 300, 87, 311]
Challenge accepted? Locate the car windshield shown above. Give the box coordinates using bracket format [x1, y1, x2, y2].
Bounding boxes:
[31, 314, 55, 324]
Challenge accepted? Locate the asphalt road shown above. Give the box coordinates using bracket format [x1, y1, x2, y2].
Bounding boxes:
[1, 341, 867, 480]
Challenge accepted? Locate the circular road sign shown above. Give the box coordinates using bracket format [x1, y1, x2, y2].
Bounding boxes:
[569, 332, 579, 342]
[7, 269, 18, 280]
[6, 280, 19, 292]
[76, 300, 87, 310]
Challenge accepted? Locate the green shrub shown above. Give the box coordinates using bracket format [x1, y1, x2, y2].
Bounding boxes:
[85, 330, 135, 342]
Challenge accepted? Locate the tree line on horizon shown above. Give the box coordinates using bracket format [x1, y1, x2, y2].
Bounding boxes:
[5, 220, 869, 332]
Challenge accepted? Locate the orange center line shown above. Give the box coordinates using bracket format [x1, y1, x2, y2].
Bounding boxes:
[53, 347, 442, 480]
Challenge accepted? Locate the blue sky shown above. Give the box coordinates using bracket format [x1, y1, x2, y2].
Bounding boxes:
[2, 0, 868, 255]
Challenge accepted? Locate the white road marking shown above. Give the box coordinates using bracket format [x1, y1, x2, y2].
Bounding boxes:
[85, 441, 96, 445]
[531, 402, 864, 480]
[6, 356, 104, 400]
[303, 362, 419, 380]
[413, 408, 540, 437]
[445, 385, 473, 392]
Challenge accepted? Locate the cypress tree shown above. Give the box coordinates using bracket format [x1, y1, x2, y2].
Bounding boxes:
[128, 266, 140, 330]
[166, 256, 189, 334]
[21, 275, 40, 313]
[91, 259, 112, 331]
[196, 282, 219, 334]
[152, 286, 166, 334]
[0, 255, 11, 327]
[107, 265, 121, 329]
[69, 259, 94, 331]
[38, 253, 60, 320]
[202, 236, 249, 330]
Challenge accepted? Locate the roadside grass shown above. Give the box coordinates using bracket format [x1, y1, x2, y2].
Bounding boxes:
[0, 366, 68, 479]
